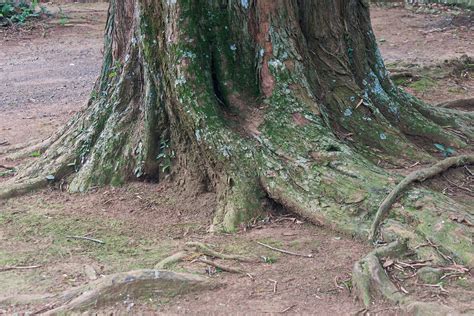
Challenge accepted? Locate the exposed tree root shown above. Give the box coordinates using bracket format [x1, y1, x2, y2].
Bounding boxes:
[1, 270, 214, 315]
[154, 251, 189, 269]
[2, 139, 52, 161]
[155, 244, 255, 275]
[353, 240, 408, 307]
[0, 177, 47, 200]
[369, 154, 474, 241]
[197, 258, 247, 275]
[438, 98, 474, 110]
[389, 71, 421, 81]
[353, 240, 462, 315]
[0, 139, 39, 156]
[0, 294, 55, 306]
[185, 242, 256, 263]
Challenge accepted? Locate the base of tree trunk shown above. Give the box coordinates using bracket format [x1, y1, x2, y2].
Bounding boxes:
[1, 0, 473, 312]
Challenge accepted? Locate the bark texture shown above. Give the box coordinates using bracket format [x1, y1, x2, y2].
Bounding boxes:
[1, 1, 473, 304]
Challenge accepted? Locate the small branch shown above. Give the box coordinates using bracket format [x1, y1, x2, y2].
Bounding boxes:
[256, 241, 313, 258]
[0, 265, 42, 272]
[0, 164, 15, 170]
[66, 235, 105, 244]
[268, 278, 278, 293]
[369, 155, 474, 241]
[280, 305, 296, 313]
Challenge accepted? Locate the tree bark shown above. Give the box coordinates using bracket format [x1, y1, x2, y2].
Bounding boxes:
[1, 0, 473, 280]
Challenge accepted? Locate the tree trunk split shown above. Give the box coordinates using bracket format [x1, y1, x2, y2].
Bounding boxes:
[1, 0, 473, 310]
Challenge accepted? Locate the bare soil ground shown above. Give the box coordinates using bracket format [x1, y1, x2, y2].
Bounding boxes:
[0, 3, 473, 315]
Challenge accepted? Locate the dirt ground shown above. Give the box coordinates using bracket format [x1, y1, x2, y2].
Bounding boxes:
[0, 3, 473, 315]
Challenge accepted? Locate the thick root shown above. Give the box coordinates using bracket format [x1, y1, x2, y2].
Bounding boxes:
[438, 98, 474, 110]
[0, 177, 47, 200]
[26, 270, 215, 314]
[352, 241, 408, 307]
[2, 139, 52, 161]
[0, 139, 43, 156]
[369, 155, 474, 241]
[0, 294, 55, 306]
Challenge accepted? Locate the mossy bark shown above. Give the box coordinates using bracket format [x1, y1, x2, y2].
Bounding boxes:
[2, 0, 473, 272]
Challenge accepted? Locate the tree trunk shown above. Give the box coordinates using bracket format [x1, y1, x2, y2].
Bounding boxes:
[2, 0, 473, 298]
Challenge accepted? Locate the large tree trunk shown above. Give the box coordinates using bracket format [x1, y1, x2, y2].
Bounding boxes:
[1, 0, 473, 308]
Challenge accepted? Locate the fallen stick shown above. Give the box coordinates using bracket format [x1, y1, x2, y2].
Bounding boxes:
[0, 265, 42, 272]
[280, 305, 297, 313]
[0, 165, 14, 170]
[197, 258, 246, 274]
[369, 154, 474, 241]
[66, 235, 105, 244]
[268, 278, 278, 293]
[256, 241, 313, 258]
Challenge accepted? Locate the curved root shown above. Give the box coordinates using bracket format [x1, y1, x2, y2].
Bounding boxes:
[352, 241, 408, 307]
[197, 258, 248, 275]
[369, 155, 474, 241]
[23, 270, 215, 314]
[154, 251, 189, 269]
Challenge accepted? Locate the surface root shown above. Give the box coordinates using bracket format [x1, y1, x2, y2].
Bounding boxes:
[185, 242, 256, 262]
[20, 270, 214, 314]
[369, 154, 474, 241]
[353, 241, 462, 315]
[0, 177, 47, 200]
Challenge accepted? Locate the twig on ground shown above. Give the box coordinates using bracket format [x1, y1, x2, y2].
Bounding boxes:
[0, 164, 14, 170]
[420, 283, 449, 293]
[369, 154, 474, 241]
[268, 279, 278, 293]
[465, 166, 473, 176]
[0, 265, 42, 272]
[66, 235, 105, 244]
[280, 305, 297, 313]
[256, 241, 313, 258]
[442, 175, 472, 193]
[407, 161, 420, 169]
[334, 276, 344, 290]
